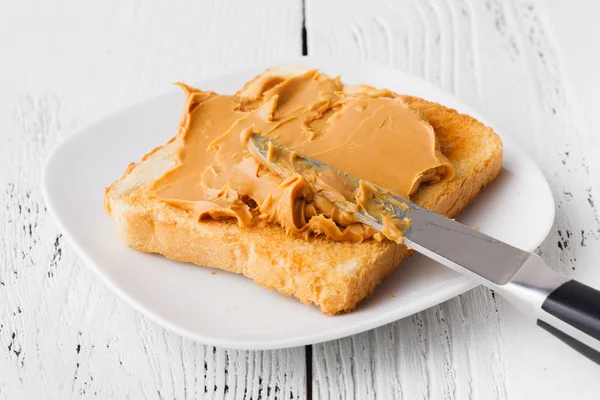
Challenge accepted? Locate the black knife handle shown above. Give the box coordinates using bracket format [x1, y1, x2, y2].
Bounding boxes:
[538, 280, 600, 364]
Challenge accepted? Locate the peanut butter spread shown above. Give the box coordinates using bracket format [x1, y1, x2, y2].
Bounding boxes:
[152, 69, 454, 242]
[251, 142, 413, 242]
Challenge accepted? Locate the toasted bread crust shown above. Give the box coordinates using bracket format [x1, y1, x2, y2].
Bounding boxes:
[105, 74, 502, 315]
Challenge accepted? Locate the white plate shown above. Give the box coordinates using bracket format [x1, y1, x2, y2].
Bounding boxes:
[42, 57, 555, 350]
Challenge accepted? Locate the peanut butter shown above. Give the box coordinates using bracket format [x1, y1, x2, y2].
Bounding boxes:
[152, 69, 454, 242]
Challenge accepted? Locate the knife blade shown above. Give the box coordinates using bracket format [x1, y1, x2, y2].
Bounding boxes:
[247, 133, 600, 362]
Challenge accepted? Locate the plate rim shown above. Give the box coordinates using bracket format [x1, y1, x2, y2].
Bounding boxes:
[42, 55, 555, 350]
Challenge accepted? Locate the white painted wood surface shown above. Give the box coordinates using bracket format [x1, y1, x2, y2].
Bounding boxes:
[307, 0, 600, 399]
[0, 1, 306, 399]
[1, 0, 599, 398]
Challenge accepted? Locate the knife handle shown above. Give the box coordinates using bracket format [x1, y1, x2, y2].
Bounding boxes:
[495, 254, 600, 364]
[537, 280, 600, 364]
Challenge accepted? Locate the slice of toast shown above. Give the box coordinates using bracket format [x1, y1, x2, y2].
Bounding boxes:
[104, 66, 502, 315]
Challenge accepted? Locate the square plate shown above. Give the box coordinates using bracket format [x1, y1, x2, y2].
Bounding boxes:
[42, 57, 554, 350]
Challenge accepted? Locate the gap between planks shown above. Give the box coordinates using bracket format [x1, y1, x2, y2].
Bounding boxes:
[301, 1, 313, 398]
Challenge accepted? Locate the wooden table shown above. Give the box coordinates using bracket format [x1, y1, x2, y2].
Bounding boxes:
[2, 0, 599, 398]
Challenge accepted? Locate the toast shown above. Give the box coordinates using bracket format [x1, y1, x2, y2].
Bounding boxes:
[104, 66, 502, 315]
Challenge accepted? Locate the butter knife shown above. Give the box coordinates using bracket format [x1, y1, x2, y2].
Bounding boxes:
[248, 133, 600, 363]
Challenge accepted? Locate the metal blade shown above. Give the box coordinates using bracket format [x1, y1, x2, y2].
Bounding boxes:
[247, 134, 531, 286]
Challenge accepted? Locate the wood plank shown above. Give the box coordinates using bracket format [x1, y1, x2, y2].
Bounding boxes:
[306, 0, 600, 398]
[0, 1, 306, 399]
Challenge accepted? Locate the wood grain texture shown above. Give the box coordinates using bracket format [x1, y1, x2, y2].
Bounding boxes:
[0, 1, 306, 399]
[306, 0, 600, 398]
